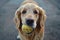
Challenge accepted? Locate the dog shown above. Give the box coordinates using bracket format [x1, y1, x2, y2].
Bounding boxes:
[14, 0, 46, 40]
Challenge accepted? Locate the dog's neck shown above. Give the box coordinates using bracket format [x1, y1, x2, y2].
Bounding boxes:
[19, 26, 44, 40]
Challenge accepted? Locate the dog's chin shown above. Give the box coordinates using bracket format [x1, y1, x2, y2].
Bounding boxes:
[22, 28, 34, 34]
[21, 24, 34, 34]
[26, 29, 34, 34]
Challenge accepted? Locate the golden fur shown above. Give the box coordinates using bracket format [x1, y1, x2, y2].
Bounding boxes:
[14, 0, 46, 40]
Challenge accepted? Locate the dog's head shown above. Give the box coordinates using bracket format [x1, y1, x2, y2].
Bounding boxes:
[14, 0, 46, 34]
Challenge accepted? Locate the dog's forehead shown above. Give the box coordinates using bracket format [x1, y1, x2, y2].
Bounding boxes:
[21, 3, 39, 9]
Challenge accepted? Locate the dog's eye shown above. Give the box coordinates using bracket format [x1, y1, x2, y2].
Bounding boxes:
[33, 10, 38, 14]
[22, 10, 26, 14]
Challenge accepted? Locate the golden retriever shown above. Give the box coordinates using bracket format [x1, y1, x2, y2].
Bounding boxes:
[14, 0, 46, 40]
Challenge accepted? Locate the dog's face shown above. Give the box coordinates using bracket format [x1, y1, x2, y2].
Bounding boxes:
[14, 3, 46, 34]
[21, 3, 39, 28]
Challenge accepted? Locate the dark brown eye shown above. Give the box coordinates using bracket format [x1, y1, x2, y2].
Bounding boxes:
[33, 10, 38, 14]
[22, 10, 26, 14]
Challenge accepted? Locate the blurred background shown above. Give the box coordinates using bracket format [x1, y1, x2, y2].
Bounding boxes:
[0, 0, 60, 40]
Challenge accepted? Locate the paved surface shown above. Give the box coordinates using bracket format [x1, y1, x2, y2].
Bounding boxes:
[0, 0, 60, 40]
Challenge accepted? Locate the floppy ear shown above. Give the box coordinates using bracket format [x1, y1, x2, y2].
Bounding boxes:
[39, 7, 46, 27]
[36, 7, 46, 31]
[14, 10, 22, 29]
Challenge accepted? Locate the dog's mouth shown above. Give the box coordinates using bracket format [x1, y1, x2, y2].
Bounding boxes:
[19, 19, 35, 34]
[21, 24, 34, 34]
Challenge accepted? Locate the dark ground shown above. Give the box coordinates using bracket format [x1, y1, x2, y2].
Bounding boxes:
[0, 0, 60, 40]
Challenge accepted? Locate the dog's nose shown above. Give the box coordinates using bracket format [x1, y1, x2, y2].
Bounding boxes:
[26, 19, 34, 26]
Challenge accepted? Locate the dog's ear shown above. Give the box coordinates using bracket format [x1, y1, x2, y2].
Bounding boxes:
[14, 9, 22, 29]
[39, 7, 46, 27]
[36, 7, 46, 30]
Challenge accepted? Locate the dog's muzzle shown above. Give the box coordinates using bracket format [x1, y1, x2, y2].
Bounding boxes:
[26, 19, 34, 27]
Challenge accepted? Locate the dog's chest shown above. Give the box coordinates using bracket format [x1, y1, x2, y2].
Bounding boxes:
[34, 35, 42, 40]
[20, 34, 42, 40]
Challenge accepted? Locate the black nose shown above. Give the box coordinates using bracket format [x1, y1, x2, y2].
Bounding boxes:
[26, 19, 34, 26]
